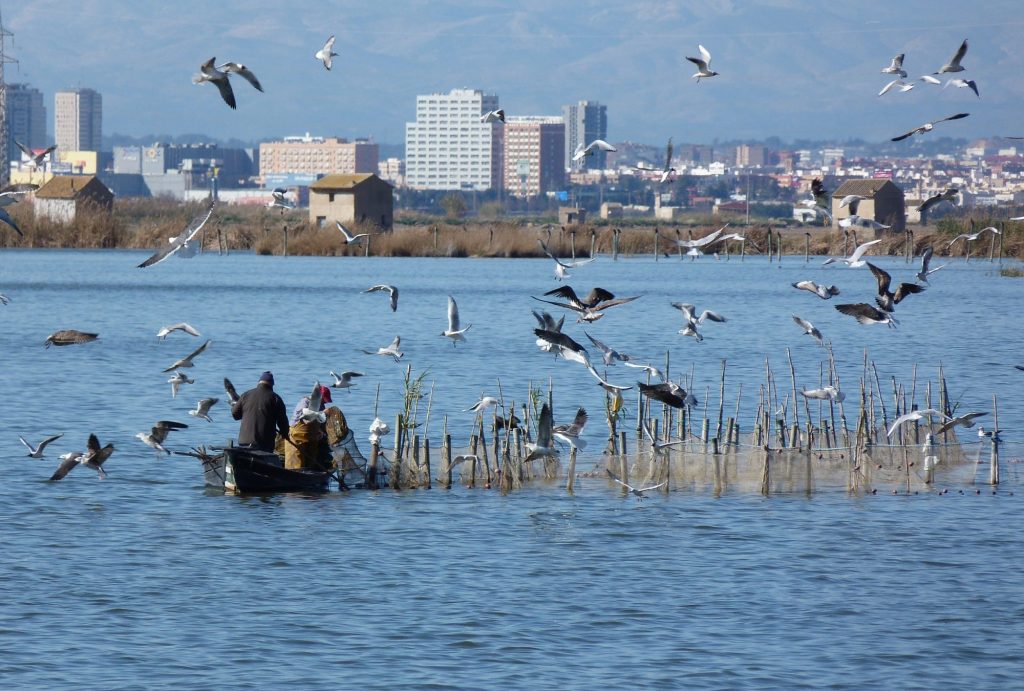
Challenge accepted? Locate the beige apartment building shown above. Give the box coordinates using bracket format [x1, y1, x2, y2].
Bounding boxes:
[258, 135, 378, 182]
[54, 88, 102, 152]
[503, 116, 565, 198]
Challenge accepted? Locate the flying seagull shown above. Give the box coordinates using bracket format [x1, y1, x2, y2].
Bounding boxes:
[918, 74, 942, 85]
[878, 78, 914, 96]
[167, 371, 195, 398]
[188, 398, 219, 423]
[193, 58, 237, 109]
[363, 284, 399, 312]
[361, 335, 403, 362]
[524, 403, 559, 462]
[44, 330, 98, 348]
[267, 188, 295, 210]
[835, 303, 898, 327]
[934, 411, 987, 435]
[866, 262, 926, 312]
[18, 433, 63, 459]
[534, 285, 639, 323]
[624, 361, 665, 381]
[891, 113, 969, 142]
[639, 381, 697, 409]
[881, 53, 907, 78]
[50, 433, 113, 481]
[533, 310, 565, 353]
[915, 246, 947, 284]
[0, 207, 20, 236]
[157, 323, 201, 339]
[138, 199, 216, 268]
[935, 39, 968, 74]
[671, 303, 727, 343]
[792, 315, 824, 346]
[441, 295, 471, 346]
[538, 239, 594, 280]
[792, 280, 840, 300]
[947, 225, 1000, 249]
[163, 340, 211, 373]
[552, 407, 588, 451]
[945, 78, 979, 98]
[533, 328, 590, 366]
[329, 370, 363, 390]
[136, 421, 189, 455]
[315, 35, 338, 70]
[686, 44, 719, 82]
[480, 109, 505, 124]
[15, 140, 57, 167]
[606, 468, 665, 500]
[572, 139, 616, 162]
[660, 137, 675, 183]
[886, 408, 949, 438]
[217, 61, 263, 92]
[585, 364, 632, 410]
[917, 188, 958, 215]
[640, 418, 686, 456]
[584, 332, 632, 366]
[336, 221, 369, 245]
[224, 378, 240, 404]
[799, 386, 845, 402]
[466, 395, 499, 413]
[822, 238, 882, 268]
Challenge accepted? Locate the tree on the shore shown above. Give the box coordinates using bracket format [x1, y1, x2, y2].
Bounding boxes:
[440, 193, 467, 220]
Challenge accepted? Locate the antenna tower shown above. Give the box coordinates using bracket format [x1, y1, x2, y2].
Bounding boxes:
[0, 7, 18, 187]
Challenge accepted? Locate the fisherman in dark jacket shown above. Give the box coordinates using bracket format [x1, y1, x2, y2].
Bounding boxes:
[231, 371, 290, 452]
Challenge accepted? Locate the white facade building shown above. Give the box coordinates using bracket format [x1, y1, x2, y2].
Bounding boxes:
[404, 89, 502, 191]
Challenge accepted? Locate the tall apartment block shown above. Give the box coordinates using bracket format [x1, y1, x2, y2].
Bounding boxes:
[562, 100, 607, 171]
[54, 88, 102, 152]
[503, 116, 565, 197]
[5, 83, 46, 162]
[405, 88, 503, 191]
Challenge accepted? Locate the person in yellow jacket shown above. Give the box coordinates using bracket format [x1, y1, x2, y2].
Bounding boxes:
[284, 385, 334, 471]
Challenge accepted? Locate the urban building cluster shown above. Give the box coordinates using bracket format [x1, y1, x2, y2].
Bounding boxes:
[6, 79, 1023, 231]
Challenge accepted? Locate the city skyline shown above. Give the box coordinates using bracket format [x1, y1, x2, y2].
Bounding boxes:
[5, 1, 1023, 148]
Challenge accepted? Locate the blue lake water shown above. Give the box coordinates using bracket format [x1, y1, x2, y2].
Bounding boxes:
[1, 248, 1023, 688]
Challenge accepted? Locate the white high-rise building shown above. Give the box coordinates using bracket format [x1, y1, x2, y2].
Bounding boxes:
[404, 88, 502, 191]
[55, 88, 102, 152]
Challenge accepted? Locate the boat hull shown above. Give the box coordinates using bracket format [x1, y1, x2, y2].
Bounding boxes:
[204, 447, 331, 494]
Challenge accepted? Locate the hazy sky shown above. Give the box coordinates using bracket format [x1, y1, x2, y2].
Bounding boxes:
[8, 1, 1024, 146]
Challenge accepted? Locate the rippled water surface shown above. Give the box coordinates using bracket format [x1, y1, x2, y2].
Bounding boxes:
[2, 249, 1023, 688]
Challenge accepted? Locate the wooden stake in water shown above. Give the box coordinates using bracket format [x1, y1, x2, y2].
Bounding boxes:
[990, 395, 1000, 485]
[566, 447, 577, 494]
[654, 226, 659, 261]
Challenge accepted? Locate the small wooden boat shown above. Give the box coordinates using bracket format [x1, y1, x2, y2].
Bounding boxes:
[201, 446, 331, 494]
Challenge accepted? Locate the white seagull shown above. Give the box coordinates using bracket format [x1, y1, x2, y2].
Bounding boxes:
[440, 295, 471, 347]
[192, 58, 237, 109]
[336, 221, 369, 245]
[878, 79, 914, 96]
[585, 364, 633, 409]
[887, 408, 950, 439]
[947, 225, 1000, 250]
[329, 370, 363, 390]
[524, 403, 559, 462]
[361, 335, 403, 362]
[572, 139, 616, 162]
[19, 433, 63, 459]
[935, 39, 968, 74]
[891, 113, 969, 142]
[267, 188, 295, 210]
[533, 328, 590, 366]
[606, 468, 665, 500]
[799, 386, 845, 402]
[686, 44, 719, 82]
[162, 339, 211, 373]
[881, 53, 907, 78]
[188, 397, 219, 423]
[217, 62, 263, 92]
[168, 371, 195, 399]
[480, 109, 505, 124]
[466, 395, 498, 413]
[584, 332, 632, 366]
[136, 421, 189, 455]
[934, 411, 987, 435]
[792, 280, 839, 299]
[552, 407, 588, 451]
[15, 140, 57, 167]
[915, 246, 947, 284]
[641, 418, 686, 456]
[315, 35, 338, 70]
[157, 322, 201, 339]
[945, 78, 979, 98]
[792, 315, 824, 346]
[363, 284, 399, 312]
[49, 434, 113, 481]
[138, 200, 216, 268]
[822, 238, 882, 268]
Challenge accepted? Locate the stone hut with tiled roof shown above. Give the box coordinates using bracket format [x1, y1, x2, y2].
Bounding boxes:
[34, 175, 114, 224]
[831, 179, 905, 232]
[308, 173, 393, 230]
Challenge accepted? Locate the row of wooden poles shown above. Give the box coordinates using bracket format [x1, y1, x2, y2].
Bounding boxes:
[352, 352, 1003, 495]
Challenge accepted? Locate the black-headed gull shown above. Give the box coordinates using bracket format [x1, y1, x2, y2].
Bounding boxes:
[361, 335, 403, 362]
[162, 339, 211, 373]
[168, 371, 195, 399]
[363, 284, 398, 312]
[337, 222, 368, 245]
[881, 53, 907, 78]
[792, 315, 824, 346]
[606, 468, 665, 500]
[792, 280, 840, 299]
[329, 370, 363, 389]
[441, 295, 471, 347]
[188, 398, 219, 422]
[193, 58, 236, 109]
[891, 113, 969, 142]
[157, 323, 201, 339]
[686, 44, 719, 82]
[572, 139, 616, 162]
[49, 434, 113, 481]
[821, 238, 882, 267]
[315, 35, 338, 70]
[136, 421, 189, 455]
[935, 39, 968, 74]
[19, 433, 63, 458]
[138, 200, 216, 268]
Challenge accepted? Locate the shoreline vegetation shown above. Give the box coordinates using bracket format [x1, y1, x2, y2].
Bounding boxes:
[1, 197, 1022, 261]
